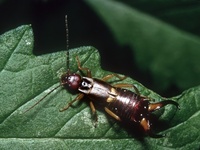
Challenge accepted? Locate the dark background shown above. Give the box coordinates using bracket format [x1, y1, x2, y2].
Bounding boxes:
[1, 0, 200, 97]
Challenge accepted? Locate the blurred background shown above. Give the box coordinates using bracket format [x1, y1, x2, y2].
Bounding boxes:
[1, 0, 200, 97]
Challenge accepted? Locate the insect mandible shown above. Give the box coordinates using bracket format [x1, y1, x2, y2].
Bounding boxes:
[25, 15, 179, 137]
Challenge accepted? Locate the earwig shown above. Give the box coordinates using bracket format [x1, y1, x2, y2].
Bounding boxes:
[59, 56, 179, 137]
[24, 15, 179, 137]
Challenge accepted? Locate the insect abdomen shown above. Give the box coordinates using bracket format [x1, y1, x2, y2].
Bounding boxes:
[78, 77, 149, 123]
[107, 88, 149, 123]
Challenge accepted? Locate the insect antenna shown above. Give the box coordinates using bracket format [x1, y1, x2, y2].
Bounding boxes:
[65, 15, 70, 73]
[22, 15, 70, 113]
[22, 84, 61, 113]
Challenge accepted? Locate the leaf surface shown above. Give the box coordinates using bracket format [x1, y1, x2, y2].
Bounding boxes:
[0, 26, 199, 149]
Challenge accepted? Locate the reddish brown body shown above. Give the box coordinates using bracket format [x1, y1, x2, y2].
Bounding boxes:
[24, 16, 179, 138]
[79, 77, 148, 123]
[105, 87, 149, 123]
[25, 56, 179, 137]
[60, 57, 179, 137]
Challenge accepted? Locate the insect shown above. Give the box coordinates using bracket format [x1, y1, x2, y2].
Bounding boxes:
[25, 15, 179, 137]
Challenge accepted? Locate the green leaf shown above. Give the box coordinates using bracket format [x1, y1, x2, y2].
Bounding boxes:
[85, 0, 200, 91]
[0, 26, 199, 149]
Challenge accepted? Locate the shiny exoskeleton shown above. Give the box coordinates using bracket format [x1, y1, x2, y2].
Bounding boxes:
[24, 15, 178, 137]
[60, 56, 179, 137]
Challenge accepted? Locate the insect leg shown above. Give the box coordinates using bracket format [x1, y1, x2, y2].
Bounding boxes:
[104, 107, 121, 121]
[140, 118, 150, 133]
[140, 118, 163, 138]
[101, 74, 126, 82]
[148, 100, 179, 112]
[75, 56, 92, 77]
[60, 93, 84, 112]
[112, 84, 156, 101]
[112, 83, 140, 95]
[89, 101, 98, 127]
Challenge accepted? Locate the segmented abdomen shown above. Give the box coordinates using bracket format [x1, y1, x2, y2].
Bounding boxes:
[107, 88, 149, 123]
